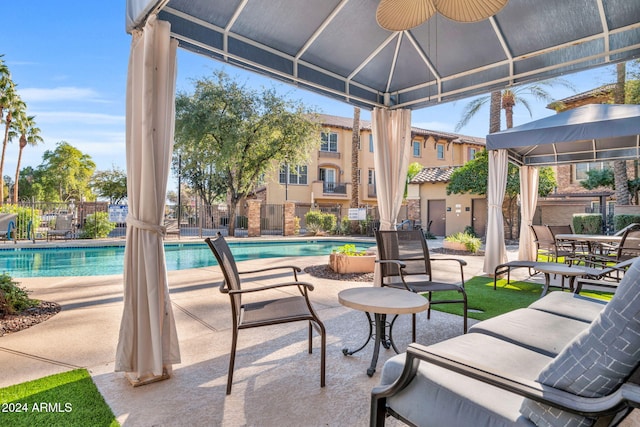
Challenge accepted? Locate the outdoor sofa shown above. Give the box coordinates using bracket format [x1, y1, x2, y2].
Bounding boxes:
[371, 258, 640, 427]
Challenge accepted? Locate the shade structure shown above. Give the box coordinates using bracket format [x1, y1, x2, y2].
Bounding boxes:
[116, 15, 181, 385]
[486, 104, 640, 166]
[126, 0, 640, 111]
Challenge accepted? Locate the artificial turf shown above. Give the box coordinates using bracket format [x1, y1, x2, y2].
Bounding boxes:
[429, 275, 613, 321]
[0, 369, 119, 427]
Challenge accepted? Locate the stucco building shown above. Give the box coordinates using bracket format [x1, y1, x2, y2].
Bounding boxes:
[258, 113, 485, 236]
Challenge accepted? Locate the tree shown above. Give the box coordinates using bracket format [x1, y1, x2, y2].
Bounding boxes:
[350, 107, 360, 209]
[613, 62, 630, 206]
[13, 113, 43, 203]
[447, 150, 557, 238]
[0, 84, 23, 204]
[174, 71, 321, 236]
[37, 141, 96, 202]
[405, 161, 423, 198]
[92, 166, 127, 204]
[16, 166, 44, 201]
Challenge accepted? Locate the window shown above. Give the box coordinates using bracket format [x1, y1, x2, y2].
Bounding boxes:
[437, 143, 445, 160]
[369, 134, 374, 152]
[413, 141, 421, 157]
[321, 132, 338, 152]
[468, 147, 477, 160]
[319, 167, 337, 192]
[279, 165, 308, 185]
[574, 162, 611, 181]
[368, 169, 375, 185]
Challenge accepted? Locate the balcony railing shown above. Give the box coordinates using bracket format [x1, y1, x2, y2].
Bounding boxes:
[368, 184, 377, 197]
[311, 181, 351, 199]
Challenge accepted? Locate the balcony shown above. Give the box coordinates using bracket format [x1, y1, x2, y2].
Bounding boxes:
[311, 181, 351, 199]
[318, 150, 341, 159]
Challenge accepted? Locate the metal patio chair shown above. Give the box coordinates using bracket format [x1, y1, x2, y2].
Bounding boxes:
[375, 229, 468, 339]
[530, 224, 573, 262]
[205, 233, 326, 394]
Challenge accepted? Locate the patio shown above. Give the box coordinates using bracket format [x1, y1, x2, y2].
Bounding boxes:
[1, 237, 496, 426]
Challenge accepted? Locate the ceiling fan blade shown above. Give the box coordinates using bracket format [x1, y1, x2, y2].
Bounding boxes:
[376, 0, 436, 31]
[434, 0, 508, 22]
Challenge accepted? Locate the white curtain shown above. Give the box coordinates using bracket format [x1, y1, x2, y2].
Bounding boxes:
[371, 108, 411, 286]
[518, 166, 539, 261]
[483, 149, 509, 274]
[372, 108, 412, 231]
[115, 15, 181, 385]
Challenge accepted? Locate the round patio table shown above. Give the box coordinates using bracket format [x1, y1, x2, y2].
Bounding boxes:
[338, 287, 429, 376]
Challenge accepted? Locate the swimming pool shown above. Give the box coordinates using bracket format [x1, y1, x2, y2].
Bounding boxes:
[0, 240, 375, 278]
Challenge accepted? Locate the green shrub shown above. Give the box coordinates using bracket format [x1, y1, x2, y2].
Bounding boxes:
[463, 225, 478, 237]
[79, 212, 116, 239]
[304, 210, 336, 234]
[613, 214, 640, 232]
[293, 216, 301, 235]
[572, 213, 602, 234]
[338, 216, 351, 235]
[444, 232, 482, 253]
[0, 274, 39, 316]
[332, 243, 366, 256]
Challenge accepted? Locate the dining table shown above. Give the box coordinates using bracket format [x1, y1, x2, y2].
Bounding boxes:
[554, 233, 623, 259]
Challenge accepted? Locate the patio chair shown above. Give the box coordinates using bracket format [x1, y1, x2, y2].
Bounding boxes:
[375, 229, 468, 339]
[0, 213, 17, 242]
[586, 224, 640, 267]
[530, 225, 573, 263]
[205, 233, 326, 395]
[47, 214, 74, 241]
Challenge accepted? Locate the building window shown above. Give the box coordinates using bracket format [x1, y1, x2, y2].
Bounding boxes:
[468, 147, 477, 160]
[368, 169, 375, 185]
[319, 167, 337, 192]
[279, 165, 308, 185]
[369, 134, 374, 152]
[320, 132, 338, 152]
[413, 141, 421, 157]
[437, 143, 445, 160]
[574, 162, 611, 181]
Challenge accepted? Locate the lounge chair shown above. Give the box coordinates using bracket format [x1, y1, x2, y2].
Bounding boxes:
[375, 229, 468, 338]
[371, 257, 640, 427]
[205, 233, 326, 394]
[47, 214, 74, 241]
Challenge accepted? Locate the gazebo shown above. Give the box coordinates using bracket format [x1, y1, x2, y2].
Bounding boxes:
[120, 0, 640, 384]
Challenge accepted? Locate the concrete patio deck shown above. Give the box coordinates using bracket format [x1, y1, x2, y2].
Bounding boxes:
[1, 240, 632, 426]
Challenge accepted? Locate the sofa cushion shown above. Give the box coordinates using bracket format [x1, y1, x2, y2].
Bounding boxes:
[527, 291, 606, 323]
[382, 334, 552, 427]
[521, 258, 640, 427]
[469, 308, 591, 357]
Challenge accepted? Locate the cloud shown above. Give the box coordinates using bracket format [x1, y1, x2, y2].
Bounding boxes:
[19, 86, 103, 103]
[30, 111, 125, 125]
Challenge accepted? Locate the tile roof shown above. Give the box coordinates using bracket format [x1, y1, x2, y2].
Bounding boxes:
[410, 166, 459, 184]
[315, 114, 485, 146]
[546, 83, 616, 109]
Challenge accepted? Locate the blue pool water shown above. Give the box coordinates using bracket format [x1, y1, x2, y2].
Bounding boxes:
[0, 240, 375, 278]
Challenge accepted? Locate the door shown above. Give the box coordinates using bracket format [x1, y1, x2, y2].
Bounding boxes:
[472, 198, 487, 237]
[428, 200, 446, 236]
[319, 168, 336, 192]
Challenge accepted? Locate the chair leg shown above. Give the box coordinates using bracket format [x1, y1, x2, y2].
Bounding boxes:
[461, 289, 468, 334]
[316, 319, 326, 388]
[427, 292, 432, 319]
[308, 322, 313, 354]
[411, 313, 416, 342]
[226, 329, 239, 395]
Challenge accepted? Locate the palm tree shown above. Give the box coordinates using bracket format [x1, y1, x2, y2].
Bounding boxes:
[0, 89, 24, 204]
[613, 62, 630, 206]
[455, 79, 576, 132]
[13, 113, 43, 203]
[351, 106, 360, 209]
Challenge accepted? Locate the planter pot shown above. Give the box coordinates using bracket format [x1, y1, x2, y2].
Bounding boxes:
[329, 253, 376, 274]
[443, 241, 468, 252]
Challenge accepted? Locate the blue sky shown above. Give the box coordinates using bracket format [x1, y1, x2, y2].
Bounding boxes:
[4, 2, 621, 189]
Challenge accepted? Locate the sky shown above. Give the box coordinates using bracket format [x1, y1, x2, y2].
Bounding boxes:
[3, 2, 623, 191]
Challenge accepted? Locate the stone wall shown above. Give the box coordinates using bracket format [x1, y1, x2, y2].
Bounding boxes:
[247, 200, 261, 237]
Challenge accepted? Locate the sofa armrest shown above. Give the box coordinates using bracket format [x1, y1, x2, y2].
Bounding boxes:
[371, 343, 640, 427]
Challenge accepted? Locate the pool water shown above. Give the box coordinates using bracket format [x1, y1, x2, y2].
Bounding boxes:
[0, 240, 375, 278]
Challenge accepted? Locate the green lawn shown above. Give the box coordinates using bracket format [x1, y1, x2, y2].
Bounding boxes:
[429, 275, 613, 321]
[0, 369, 119, 427]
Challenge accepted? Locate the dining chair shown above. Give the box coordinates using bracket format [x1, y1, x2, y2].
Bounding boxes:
[587, 224, 640, 267]
[205, 233, 326, 394]
[375, 229, 468, 339]
[530, 225, 573, 263]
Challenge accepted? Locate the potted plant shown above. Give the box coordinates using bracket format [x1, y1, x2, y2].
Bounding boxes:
[443, 232, 482, 253]
[328, 244, 376, 274]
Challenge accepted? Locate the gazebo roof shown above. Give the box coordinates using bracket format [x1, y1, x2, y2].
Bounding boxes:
[126, 0, 640, 111]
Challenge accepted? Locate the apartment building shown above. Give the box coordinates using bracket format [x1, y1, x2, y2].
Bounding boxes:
[259, 113, 485, 236]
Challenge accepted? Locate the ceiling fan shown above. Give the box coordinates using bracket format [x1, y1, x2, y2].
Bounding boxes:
[376, 0, 509, 31]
